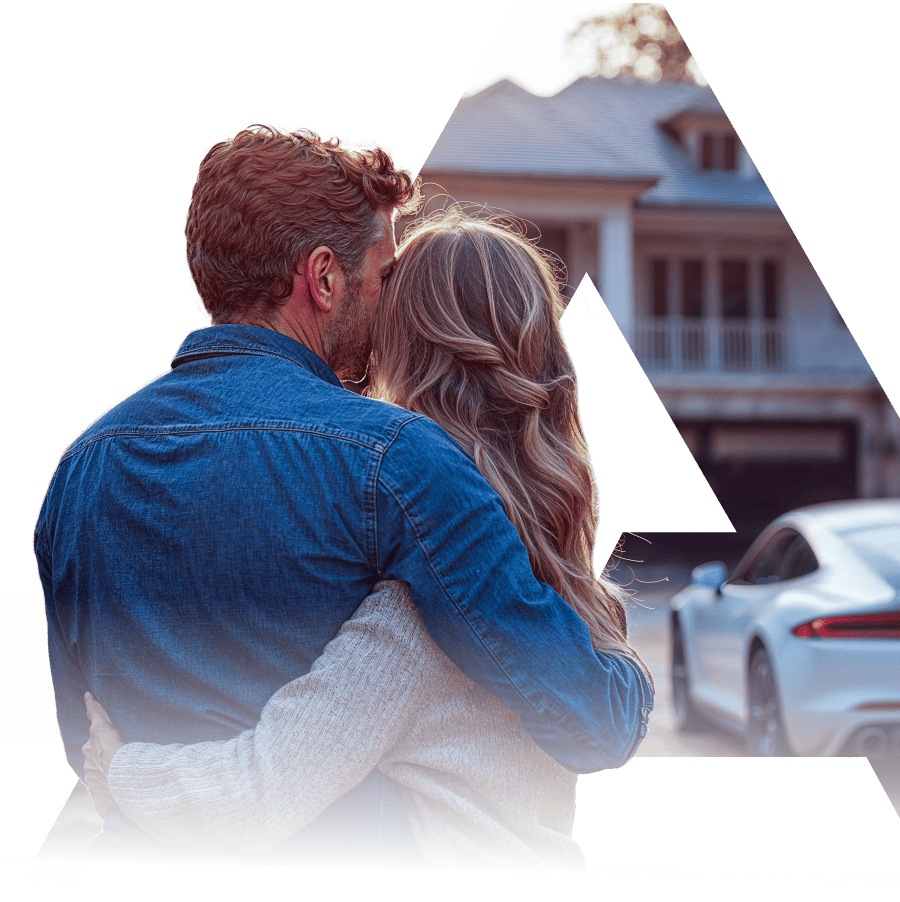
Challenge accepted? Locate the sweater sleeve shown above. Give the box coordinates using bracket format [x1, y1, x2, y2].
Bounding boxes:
[107, 582, 427, 853]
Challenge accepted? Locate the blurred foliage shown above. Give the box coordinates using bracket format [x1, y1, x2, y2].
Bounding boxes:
[569, 4, 705, 85]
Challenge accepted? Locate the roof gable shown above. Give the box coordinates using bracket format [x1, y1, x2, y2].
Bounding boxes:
[423, 76, 776, 210]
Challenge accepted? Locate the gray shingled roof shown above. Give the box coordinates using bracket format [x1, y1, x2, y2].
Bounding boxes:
[422, 76, 777, 210]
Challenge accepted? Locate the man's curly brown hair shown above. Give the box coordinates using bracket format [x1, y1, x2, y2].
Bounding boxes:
[186, 126, 419, 326]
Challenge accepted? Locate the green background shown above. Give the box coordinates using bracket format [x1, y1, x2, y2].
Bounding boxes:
[0, 0, 900, 594]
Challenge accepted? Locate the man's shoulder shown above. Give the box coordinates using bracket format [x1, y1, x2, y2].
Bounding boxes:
[377, 415, 492, 503]
[321, 390, 426, 449]
[305, 393, 474, 468]
[378, 411, 472, 463]
[56, 368, 176, 462]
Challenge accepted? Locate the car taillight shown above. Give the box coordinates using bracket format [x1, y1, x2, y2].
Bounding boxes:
[792, 613, 900, 639]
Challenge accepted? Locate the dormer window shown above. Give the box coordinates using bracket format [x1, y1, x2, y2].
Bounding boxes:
[660, 97, 750, 175]
[700, 132, 739, 171]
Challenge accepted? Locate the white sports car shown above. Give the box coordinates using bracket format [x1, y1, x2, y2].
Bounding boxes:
[669, 500, 900, 756]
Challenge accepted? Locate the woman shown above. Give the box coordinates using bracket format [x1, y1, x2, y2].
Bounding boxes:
[83, 210, 654, 869]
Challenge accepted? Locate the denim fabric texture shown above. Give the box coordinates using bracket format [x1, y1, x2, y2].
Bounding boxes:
[35, 325, 652, 799]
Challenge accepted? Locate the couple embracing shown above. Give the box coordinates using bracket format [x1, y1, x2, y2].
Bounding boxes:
[35, 126, 653, 869]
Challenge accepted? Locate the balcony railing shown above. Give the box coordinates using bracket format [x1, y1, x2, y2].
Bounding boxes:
[634, 317, 789, 374]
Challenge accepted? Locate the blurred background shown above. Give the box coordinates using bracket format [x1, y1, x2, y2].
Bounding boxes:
[409, 2, 900, 811]
[421, 2, 900, 562]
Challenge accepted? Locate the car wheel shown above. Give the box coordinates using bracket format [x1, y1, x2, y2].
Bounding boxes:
[670, 618, 706, 732]
[747, 647, 792, 756]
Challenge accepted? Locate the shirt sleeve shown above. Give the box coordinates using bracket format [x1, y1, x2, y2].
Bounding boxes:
[107, 583, 429, 853]
[375, 417, 652, 773]
[35, 515, 92, 780]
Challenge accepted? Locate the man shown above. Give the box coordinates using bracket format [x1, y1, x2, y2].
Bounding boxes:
[35, 126, 650, 858]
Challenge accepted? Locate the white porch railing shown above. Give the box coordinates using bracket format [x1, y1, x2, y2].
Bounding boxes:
[634, 317, 789, 373]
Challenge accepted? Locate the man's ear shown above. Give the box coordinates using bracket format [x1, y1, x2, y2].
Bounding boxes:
[302, 245, 344, 314]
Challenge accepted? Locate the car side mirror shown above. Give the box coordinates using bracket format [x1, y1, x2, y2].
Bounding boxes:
[691, 561, 728, 591]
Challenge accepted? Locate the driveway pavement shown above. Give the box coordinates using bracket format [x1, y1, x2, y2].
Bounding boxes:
[624, 580, 744, 757]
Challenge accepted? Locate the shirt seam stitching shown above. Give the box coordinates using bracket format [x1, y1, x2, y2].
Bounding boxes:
[60, 424, 399, 465]
[371, 415, 426, 575]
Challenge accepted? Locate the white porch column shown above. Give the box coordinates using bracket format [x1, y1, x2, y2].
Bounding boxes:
[598, 209, 635, 345]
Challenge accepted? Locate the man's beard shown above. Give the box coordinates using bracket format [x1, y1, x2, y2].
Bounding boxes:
[321, 270, 374, 383]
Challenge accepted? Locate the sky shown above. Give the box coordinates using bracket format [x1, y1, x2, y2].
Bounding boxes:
[464, 1, 634, 95]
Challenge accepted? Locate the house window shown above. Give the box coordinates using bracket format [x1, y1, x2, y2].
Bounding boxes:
[700, 134, 716, 170]
[522, 222, 570, 294]
[762, 259, 779, 320]
[682, 260, 704, 317]
[699, 132, 740, 172]
[638, 252, 786, 373]
[652, 258, 668, 316]
[721, 259, 749, 318]
[722, 134, 738, 171]
[537, 225, 568, 273]
[650, 258, 703, 317]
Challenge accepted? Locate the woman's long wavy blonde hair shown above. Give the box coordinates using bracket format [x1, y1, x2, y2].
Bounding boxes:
[368, 209, 652, 686]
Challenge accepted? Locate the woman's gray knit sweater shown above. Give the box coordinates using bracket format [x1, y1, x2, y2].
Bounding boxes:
[107, 581, 584, 869]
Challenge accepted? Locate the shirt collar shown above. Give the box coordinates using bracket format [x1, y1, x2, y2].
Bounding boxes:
[171, 324, 343, 388]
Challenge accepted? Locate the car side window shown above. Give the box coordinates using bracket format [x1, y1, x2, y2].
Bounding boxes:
[740, 531, 794, 585]
[736, 529, 818, 585]
[778, 534, 818, 580]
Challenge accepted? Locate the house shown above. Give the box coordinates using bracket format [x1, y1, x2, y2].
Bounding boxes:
[417, 76, 900, 536]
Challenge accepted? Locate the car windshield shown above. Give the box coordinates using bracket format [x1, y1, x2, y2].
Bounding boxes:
[837, 524, 900, 590]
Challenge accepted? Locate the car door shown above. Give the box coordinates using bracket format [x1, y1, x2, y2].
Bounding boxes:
[693, 529, 814, 723]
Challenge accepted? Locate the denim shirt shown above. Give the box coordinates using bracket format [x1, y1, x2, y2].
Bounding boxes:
[35, 325, 651, 794]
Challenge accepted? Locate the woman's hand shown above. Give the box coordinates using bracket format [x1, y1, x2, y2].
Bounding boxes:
[81, 691, 125, 817]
